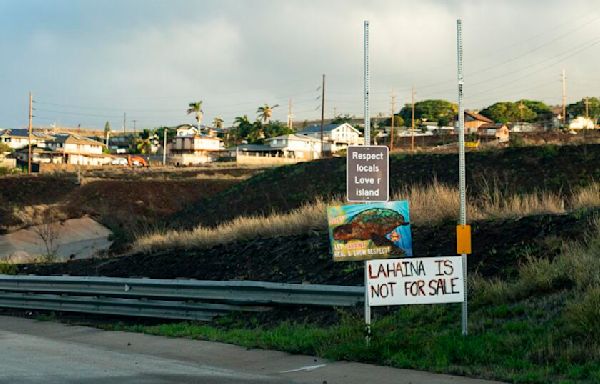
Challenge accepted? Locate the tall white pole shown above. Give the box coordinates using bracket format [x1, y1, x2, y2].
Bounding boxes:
[457, 18, 468, 336]
[363, 19, 371, 345]
[364, 20, 370, 146]
[163, 129, 167, 166]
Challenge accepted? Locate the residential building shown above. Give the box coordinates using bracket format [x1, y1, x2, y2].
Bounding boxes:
[0, 129, 51, 150]
[568, 116, 596, 130]
[45, 134, 110, 165]
[463, 111, 494, 133]
[297, 123, 363, 153]
[169, 125, 223, 165]
[478, 123, 510, 143]
[265, 134, 322, 160]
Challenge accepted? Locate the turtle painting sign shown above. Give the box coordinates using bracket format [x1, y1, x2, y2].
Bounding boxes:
[327, 201, 412, 262]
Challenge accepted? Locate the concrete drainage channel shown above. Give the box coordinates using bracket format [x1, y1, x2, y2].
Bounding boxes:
[0, 275, 364, 321]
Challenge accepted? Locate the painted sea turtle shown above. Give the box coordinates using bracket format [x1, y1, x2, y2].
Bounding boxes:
[333, 208, 409, 255]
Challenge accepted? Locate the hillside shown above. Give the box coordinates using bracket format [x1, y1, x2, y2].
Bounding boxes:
[172, 144, 600, 229]
[20, 208, 598, 283]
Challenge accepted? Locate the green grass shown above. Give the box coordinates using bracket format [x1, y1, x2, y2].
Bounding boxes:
[100, 220, 600, 384]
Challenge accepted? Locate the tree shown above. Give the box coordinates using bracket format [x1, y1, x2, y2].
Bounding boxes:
[567, 97, 600, 123]
[331, 114, 354, 124]
[519, 99, 552, 124]
[398, 99, 457, 127]
[263, 120, 292, 139]
[480, 101, 536, 123]
[213, 116, 224, 129]
[187, 101, 203, 126]
[0, 142, 11, 153]
[257, 104, 279, 124]
[33, 208, 62, 262]
[381, 115, 405, 127]
[233, 115, 253, 143]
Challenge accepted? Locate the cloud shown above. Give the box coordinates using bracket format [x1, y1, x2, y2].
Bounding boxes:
[0, 0, 599, 129]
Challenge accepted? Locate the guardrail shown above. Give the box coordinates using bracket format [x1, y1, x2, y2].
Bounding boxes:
[0, 275, 363, 321]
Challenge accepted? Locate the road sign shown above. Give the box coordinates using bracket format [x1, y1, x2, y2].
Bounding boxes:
[366, 256, 464, 306]
[347, 145, 389, 202]
[456, 224, 472, 255]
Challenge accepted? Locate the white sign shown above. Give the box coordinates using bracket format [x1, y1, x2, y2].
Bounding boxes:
[367, 256, 464, 306]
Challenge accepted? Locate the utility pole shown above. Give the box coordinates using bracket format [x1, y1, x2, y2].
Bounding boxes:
[133, 119, 137, 135]
[287, 98, 293, 131]
[123, 112, 127, 134]
[561, 69, 567, 126]
[390, 91, 396, 151]
[411, 86, 415, 151]
[333, 106, 337, 118]
[163, 128, 168, 166]
[28, 92, 33, 174]
[584, 97, 590, 118]
[320, 74, 326, 158]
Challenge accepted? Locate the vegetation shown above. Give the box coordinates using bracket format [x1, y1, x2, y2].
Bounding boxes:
[567, 97, 600, 123]
[187, 101, 204, 125]
[399, 99, 458, 127]
[107, 218, 600, 384]
[134, 180, 599, 253]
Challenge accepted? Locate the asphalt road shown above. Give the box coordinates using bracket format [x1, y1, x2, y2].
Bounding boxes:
[0, 315, 505, 384]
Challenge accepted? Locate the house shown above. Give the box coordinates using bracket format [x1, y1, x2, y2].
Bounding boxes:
[568, 116, 596, 130]
[478, 123, 510, 143]
[464, 111, 494, 133]
[169, 125, 223, 165]
[297, 123, 363, 153]
[46, 134, 110, 165]
[0, 129, 51, 150]
[232, 134, 323, 165]
[14, 134, 111, 167]
[265, 134, 322, 160]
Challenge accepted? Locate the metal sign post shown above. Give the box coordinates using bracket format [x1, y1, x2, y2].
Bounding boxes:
[456, 19, 468, 336]
[363, 19, 371, 344]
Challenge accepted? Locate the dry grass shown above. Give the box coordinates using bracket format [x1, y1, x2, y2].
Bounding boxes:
[134, 199, 329, 253]
[133, 181, 600, 254]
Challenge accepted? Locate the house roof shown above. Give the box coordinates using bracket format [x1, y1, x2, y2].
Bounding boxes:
[297, 123, 357, 135]
[266, 134, 322, 143]
[236, 144, 276, 152]
[479, 123, 507, 130]
[0, 129, 50, 139]
[465, 111, 493, 123]
[51, 134, 105, 146]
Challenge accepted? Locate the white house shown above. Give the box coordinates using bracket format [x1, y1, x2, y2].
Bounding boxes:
[0, 129, 50, 150]
[264, 134, 322, 160]
[297, 123, 363, 153]
[569, 116, 596, 130]
[169, 125, 223, 165]
[46, 134, 110, 165]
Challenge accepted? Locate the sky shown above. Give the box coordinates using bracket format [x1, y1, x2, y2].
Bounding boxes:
[1, 0, 599, 130]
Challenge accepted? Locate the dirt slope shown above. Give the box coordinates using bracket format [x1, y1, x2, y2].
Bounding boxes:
[19, 209, 598, 283]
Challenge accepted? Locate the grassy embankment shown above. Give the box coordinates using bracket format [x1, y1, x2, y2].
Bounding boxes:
[134, 180, 600, 253]
[107, 216, 600, 384]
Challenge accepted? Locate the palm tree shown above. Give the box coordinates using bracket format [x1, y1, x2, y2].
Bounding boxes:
[234, 115, 250, 127]
[257, 104, 279, 124]
[187, 101, 203, 126]
[213, 116, 224, 129]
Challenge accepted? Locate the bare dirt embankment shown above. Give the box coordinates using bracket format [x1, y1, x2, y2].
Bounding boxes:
[0, 171, 247, 253]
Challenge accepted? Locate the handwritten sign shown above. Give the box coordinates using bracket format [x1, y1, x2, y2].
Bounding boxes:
[347, 145, 389, 202]
[367, 256, 464, 306]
